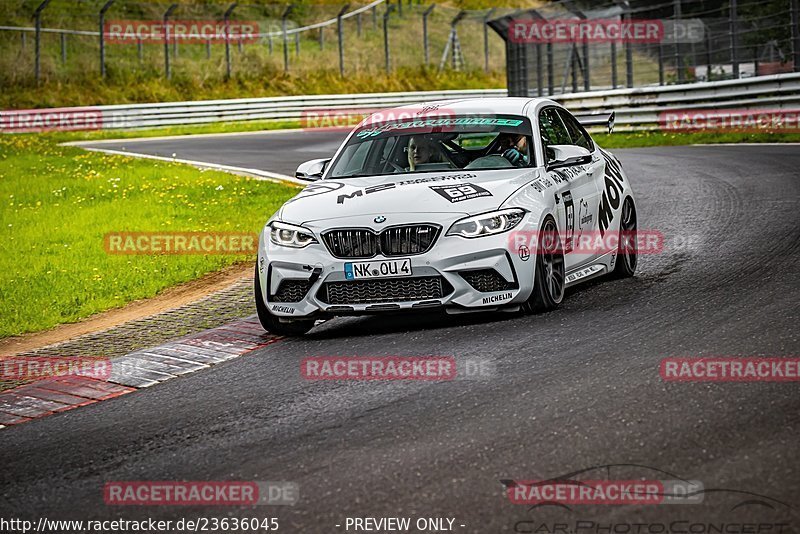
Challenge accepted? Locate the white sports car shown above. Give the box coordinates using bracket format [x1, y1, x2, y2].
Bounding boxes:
[255, 97, 637, 335]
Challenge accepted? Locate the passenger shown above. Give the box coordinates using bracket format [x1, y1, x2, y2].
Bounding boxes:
[407, 136, 440, 171]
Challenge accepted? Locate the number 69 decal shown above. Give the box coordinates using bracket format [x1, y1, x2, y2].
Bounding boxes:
[430, 183, 492, 203]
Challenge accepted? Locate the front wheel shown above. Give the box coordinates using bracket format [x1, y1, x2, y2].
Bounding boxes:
[610, 197, 638, 278]
[523, 217, 565, 314]
[254, 265, 315, 336]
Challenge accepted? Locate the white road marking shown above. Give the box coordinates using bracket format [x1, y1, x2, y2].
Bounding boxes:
[74, 146, 305, 186]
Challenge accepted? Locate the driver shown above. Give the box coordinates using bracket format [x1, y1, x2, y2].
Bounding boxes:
[407, 136, 440, 171]
[496, 133, 529, 166]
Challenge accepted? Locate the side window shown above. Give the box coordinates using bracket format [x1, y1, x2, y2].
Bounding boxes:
[557, 109, 594, 151]
[539, 108, 572, 149]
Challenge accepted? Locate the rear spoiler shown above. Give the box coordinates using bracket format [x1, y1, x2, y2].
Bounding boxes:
[575, 111, 615, 134]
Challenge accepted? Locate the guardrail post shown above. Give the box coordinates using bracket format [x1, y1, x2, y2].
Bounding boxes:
[483, 8, 495, 73]
[337, 4, 349, 77]
[791, 0, 799, 72]
[422, 4, 435, 65]
[674, 0, 684, 83]
[373, 5, 378, 29]
[319, 27, 324, 50]
[383, 4, 395, 72]
[295, 32, 300, 57]
[21, 31, 27, 51]
[357, 12, 362, 36]
[163, 3, 178, 80]
[60, 32, 66, 64]
[282, 5, 294, 72]
[730, 0, 739, 78]
[33, 0, 52, 85]
[206, 40, 211, 59]
[224, 3, 237, 80]
[137, 39, 143, 61]
[268, 34, 273, 55]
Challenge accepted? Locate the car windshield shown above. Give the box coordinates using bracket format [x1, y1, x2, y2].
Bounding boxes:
[326, 114, 535, 178]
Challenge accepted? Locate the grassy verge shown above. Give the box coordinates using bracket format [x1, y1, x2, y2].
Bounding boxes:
[0, 133, 299, 339]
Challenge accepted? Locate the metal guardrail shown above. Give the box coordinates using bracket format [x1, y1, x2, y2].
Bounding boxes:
[1, 73, 798, 132]
[557, 72, 800, 130]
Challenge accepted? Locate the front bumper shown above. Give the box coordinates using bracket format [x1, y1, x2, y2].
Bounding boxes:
[256, 216, 537, 319]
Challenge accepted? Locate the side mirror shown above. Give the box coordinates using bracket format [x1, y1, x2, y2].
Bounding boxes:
[546, 145, 592, 170]
[295, 158, 330, 181]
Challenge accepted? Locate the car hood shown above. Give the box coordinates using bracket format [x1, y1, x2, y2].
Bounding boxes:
[279, 168, 541, 225]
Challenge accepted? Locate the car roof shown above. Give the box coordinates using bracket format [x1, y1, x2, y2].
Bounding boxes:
[363, 97, 558, 122]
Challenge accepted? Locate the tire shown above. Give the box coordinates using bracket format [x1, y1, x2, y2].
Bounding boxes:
[254, 265, 315, 336]
[523, 217, 565, 314]
[610, 196, 638, 279]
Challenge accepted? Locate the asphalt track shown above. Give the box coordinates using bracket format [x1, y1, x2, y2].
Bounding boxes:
[2, 132, 799, 532]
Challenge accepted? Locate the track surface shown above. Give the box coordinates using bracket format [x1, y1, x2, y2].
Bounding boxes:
[3, 133, 799, 530]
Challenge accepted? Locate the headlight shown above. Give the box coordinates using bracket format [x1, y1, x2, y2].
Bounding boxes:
[446, 208, 527, 238]
[267, 221, 318, 248]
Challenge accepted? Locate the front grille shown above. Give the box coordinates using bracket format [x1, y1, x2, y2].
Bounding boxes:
[318, 276, 452, 305]
[322, 229, 378, 259]
[272, 279, 311, 302]
[460, 269, 518, 292]
[323, 224, 440, 259]
[380, 225, 439, 256]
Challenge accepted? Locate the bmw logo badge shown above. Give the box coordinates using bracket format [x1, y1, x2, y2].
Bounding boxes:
[374, 216, 386, 223]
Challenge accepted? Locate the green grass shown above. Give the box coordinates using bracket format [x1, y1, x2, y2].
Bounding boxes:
[0, 133, 299, 338]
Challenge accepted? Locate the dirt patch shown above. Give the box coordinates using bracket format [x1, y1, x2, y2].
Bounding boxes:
[0, 262, 253, 357]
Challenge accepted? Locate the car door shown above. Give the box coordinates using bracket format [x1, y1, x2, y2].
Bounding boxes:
[538, 106, 601, 272]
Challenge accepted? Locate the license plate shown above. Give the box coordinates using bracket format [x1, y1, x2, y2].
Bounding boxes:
[344, 258, 412, 280]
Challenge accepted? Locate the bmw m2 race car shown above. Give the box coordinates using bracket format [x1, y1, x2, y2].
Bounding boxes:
[255, 98, 637, 335]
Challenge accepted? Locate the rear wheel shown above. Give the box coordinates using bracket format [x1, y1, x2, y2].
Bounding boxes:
[611, 197, 638, 278]
[523, 217, 565, 313]
[254, 265, 314, 336]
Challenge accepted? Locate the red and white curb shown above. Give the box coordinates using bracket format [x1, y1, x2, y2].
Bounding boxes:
[0, 316, 279, 427]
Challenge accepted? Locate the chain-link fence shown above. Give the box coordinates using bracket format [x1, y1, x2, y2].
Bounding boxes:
[490, 0, 800, 96]
[0, 0, 519, 91]
[2, 0, 797, 98]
